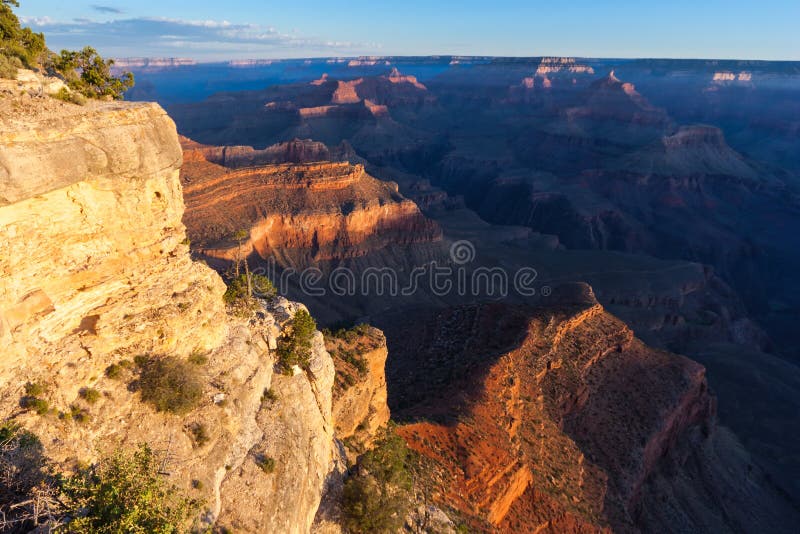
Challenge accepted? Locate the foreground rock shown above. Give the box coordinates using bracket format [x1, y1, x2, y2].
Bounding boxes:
[0, 99, 336, 532]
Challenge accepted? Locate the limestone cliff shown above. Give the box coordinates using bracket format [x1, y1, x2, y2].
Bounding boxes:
[0, 100, 337, 533]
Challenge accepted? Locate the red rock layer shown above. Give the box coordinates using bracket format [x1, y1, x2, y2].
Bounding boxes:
[180, 139, 441, 262]
[387, 284, 714, 532]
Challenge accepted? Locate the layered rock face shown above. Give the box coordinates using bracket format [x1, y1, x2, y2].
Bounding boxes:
[381, 284, 798, 533]
[0, 100, 338, 533]
[180, 138, 442, 263]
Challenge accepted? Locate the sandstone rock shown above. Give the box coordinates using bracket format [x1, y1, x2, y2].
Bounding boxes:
[0, 100, 338, 533]
[0, 68, 66, 98]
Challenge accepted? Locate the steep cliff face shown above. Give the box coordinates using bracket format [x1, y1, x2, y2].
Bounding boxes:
[326, 326, 390, 447]
[0, 100, 337, 533]
[381, 284, 798, 533]
[180, 138, 442, 263]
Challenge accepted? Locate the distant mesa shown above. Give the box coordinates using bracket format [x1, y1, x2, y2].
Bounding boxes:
[712, 71, 753, 83]
[386, 67, 427, 90]
[112, 57, 196, 68]
[535, 56, 595, 76]
[513, 57, 593, 92]
[310, 73, 329, 85]
[229, 59, 274, 67]
[347, 57, 391, 67]
[295, 70, 430, 118]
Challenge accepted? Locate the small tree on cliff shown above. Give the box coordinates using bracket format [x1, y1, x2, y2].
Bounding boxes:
[52, 46, 134, 100]
[276, 309, 317, 373]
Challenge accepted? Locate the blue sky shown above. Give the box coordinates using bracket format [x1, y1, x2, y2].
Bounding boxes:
[18, 1, 800, 61]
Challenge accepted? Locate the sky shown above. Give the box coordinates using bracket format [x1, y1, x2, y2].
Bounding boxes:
[17, 1, 800, 62]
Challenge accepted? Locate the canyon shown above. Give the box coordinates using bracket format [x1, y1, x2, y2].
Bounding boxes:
[158, 57, 800, 531]
[2, 54, 799, 533]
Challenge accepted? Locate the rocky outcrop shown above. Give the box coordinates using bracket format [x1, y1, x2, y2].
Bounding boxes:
[0, 68, 66, 99]
[387, 67, 427, 90]
[566, 71, 671, 127]
[382, 284, 798, 532]
[331, 79, 363, 104]
[0, 99, 337, 533]
[180, 138, 442, 262]
[638, 125, 759, 178]
[326, 326, 390, 447]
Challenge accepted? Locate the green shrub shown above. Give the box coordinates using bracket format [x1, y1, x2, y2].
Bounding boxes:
[342, 424, 413, 533]
[188, 422, 209, 447]
[24, 382, 46, 397]
[137, 356, 204, 415]
[276, 309, 317, 374]
[79, 387, 101, 404]
[1, 2, 134, 97]
[0, 53, 21, 78]
[69, 404, 90, 424]
[223, 273, 277, 306]
[52, 86, 87, 105]
[61, 443, 199, 533]
[255, 455, 275, 474]
[261, 387, 278, 405]
[187, 350, 209, 366]
[0, 1, 46, 71]
[105, 363, 122, 379]
[20, 383, 50, 415]
[0, 421, 52, 527]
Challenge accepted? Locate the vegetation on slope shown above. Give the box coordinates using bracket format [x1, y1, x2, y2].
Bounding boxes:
[1, 424, 196, 532]
[0, 0, 133, 98]
[62, 443, 199, 533]
[342, 423, 414, 533]
[136, 355, 204, 415]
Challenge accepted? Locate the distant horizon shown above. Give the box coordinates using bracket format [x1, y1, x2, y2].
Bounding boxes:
[108, 55, 800, 64]
[19, 1, 800, 62]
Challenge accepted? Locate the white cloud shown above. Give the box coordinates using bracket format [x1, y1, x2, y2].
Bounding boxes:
[21, 16, 375, 60]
